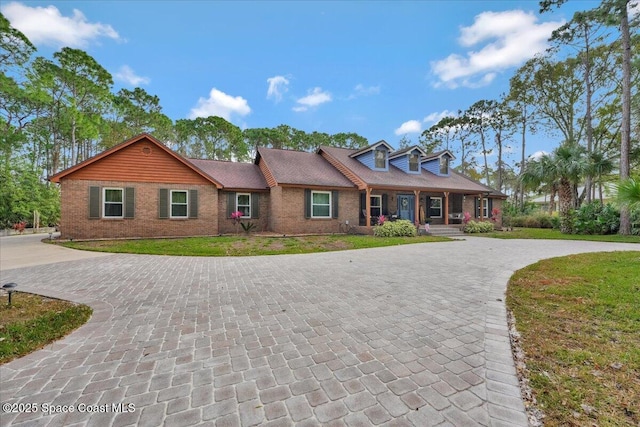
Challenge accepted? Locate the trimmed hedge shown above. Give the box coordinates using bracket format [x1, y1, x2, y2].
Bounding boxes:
[373, 220, 417, 237]
[464, 220, 494, 233]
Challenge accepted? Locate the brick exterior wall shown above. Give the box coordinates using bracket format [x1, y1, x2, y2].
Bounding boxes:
[269, 187, 360, 235]
[59, 180, 218, 240]
[218, 191, 270, 234]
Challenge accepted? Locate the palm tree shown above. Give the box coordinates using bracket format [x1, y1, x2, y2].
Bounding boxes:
[521, 143, 590, 233]
[587, 151, 614, 204]
[617, 177, 640, 211]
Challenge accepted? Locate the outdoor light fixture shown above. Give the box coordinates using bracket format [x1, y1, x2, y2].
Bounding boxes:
[3, 283, 17, 306]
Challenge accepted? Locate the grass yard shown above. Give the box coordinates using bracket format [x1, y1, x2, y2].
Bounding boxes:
[0, 292, 92, 364]
[60, 234, 452, 256]
[506, 251, 640, 426]
[487, 227, 640, 243]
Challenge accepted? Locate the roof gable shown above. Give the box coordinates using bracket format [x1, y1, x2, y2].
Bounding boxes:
[49, 134, 222, 187]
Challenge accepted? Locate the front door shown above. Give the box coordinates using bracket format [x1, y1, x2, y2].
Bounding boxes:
[397, 195, 415, 223]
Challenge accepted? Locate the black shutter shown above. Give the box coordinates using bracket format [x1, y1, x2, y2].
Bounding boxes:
[159, 189, 168, 219]
[304, 189, 311, 219]
[474, 197, 479, 219]
[381, 194, 388, 216]
[425, 197, 431, 218]
[360, 192, 366, 218]
[332, 191, 339, 219]
[489, 198, 493, 216]
[251, 193, 260, 218]
[124, 187, 135, 219]
[189, 189, 198, 218]
[89, 186, 100, 219]
[227, 192, 236, 217]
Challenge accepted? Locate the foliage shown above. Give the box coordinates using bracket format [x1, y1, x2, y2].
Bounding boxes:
[462, 212, 472, 224]
[12, 221, 25, 233]
[463, 220, 494, 233]
[0, 292, 92, 364]
[377, 215, 386, 225]
[617, 176, 640, 211]
[372, 220, 417, 237]
[507, 213, 556, 229]
[572, 201, 620, 235]
[507, 251, 640, 426]
[240, 221, 256, 234]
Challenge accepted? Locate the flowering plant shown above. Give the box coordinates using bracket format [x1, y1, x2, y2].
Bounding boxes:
[231, 210, 243, 223]
[13, 221, 26, 234]
[462, 212, 472, 224]
[377, 215, 386, 225]
[491, 208, 500, 223]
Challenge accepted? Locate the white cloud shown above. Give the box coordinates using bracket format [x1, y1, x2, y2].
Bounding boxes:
[266, 75, 290, 102]
[189, 88, 251, 121]
[394, 120, 422, 135]
[1, 2, 120, 48]
[423, 110, 457, 124]
[114, 65, 150, 86]
[431, 10, 564, 88]
[293, 87, 332, 112]
[348, 84, 381, 99]
[530, 150, 548, 160]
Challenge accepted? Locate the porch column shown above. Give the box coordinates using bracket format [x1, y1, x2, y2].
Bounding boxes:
[444, 192, 449, 225]
[365, 187, 372, 227]
[414, 190, 420, 226]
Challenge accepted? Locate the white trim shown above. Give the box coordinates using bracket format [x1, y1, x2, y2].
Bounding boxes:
[429, 197, 443, 218]
[170, 190, 188, 218]
[102, 187, 124, 218]
[311, 190, 332, 219]
[236, 193, 251, 219]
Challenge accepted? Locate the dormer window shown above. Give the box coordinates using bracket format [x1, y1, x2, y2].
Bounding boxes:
[409, 154, 419, 172]
[440, 156, 449, 174]
[374, 149, 386, 169]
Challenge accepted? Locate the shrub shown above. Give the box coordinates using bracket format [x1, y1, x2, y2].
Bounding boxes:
[373, 219, 417, 237]
[463, 220, 494, 233]
[572, 201, 620, 235]
[506, 213, 555, 229]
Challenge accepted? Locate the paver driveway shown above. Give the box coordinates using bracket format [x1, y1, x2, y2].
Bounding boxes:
[0, 236, 636, 426]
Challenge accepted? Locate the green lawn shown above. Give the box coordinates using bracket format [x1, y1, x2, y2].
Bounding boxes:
[506, 251, 640, 426]
[61, 234, 452, 256]
[486, 227, 640, 243]
[0, 293, 92, 364]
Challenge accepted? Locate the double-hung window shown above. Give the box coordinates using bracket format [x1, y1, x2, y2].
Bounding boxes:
[439, 157, 449, 174]
[409, 154, 419, 172]
[477, 198, 489, 218]
[236, 193, 251, 218]
[429, 197, 442, 218]
[311, 191, 331, 218]
[370, 195, 382, 217]
[374, 149, 386, 169]
[171, 190, 188, 218]
[103, 188, 124, 218]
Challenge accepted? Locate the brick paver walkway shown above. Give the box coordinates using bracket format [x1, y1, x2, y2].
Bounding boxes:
[0, 237, 635, 426]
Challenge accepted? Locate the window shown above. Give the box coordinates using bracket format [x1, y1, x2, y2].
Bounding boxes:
[171, 190, 188, 218]
[439, 157, 449, 174]
[370, 195, 382, 217]
[236, 193, 251, 218]
[429, 197, 442, 218]
[409, 154, 419, 172]
[374, 149, 386, 169]
[103, 188, 123, 218]
[311, 191, 331, 218]
[477, 198, 489, 218]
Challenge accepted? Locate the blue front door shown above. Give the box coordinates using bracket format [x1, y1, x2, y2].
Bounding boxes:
[397, 195, 415, 223]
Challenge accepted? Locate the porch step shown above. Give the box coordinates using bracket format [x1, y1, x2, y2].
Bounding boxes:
[427, 225, 464, 237]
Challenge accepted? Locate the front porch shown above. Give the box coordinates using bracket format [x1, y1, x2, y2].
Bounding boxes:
[359, 190, 475, 226]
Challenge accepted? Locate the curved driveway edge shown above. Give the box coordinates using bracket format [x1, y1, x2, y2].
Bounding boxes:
[0, 237, 636, 426]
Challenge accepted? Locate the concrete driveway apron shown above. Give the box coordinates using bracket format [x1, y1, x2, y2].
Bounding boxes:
[0, 236, 636, 426]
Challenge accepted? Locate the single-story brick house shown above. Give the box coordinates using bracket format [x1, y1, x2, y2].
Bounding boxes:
[49, 134, 506, 240]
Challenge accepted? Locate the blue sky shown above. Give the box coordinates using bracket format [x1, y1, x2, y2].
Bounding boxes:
[2, 0, 600, 161]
